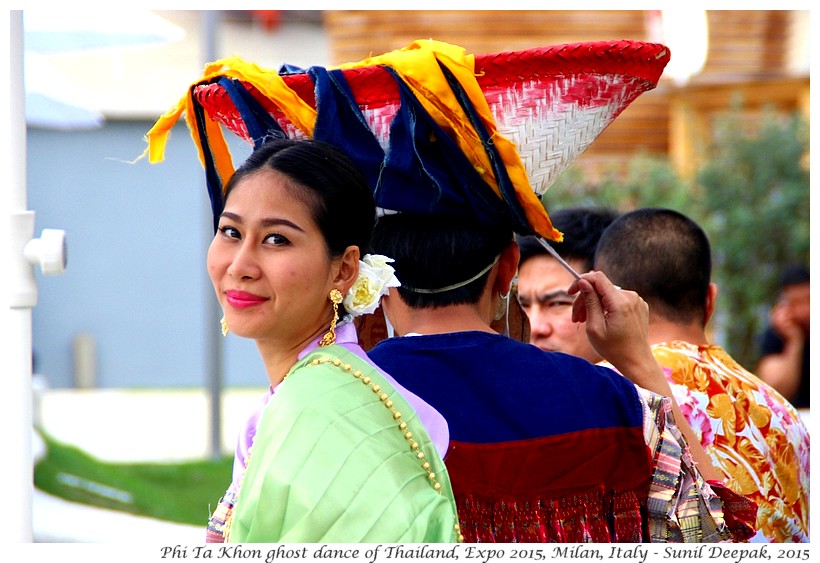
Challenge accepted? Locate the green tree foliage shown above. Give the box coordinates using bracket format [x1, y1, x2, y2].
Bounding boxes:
[697, 111, 809, 366]
[544, 153, 698, 214]
[540, 110, 809, 368]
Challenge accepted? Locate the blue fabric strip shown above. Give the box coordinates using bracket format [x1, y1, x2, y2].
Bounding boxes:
[310, 67, 385, 192]
[377, 66, 510, 226]
[438, 64, 533, 236]
[191, 83, 225, 233]
[216, 77, 285, 149]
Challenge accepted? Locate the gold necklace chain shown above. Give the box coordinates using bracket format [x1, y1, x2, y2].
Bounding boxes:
[303, 357, 443, 492]
[304, 357, 463, 542]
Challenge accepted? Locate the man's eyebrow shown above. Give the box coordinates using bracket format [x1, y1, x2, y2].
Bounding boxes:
[534, 290, 573, 304]
[517, 289, 572, 305]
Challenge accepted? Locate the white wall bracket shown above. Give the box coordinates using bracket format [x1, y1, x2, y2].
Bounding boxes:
[10, 211, 67, 309]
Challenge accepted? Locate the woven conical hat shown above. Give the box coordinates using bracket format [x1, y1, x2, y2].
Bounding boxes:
[147, 39, 669, 240]
[194, 40, 668, 196]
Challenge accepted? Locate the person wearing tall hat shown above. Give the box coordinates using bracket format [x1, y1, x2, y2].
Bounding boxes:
[148, 39, 756, 543]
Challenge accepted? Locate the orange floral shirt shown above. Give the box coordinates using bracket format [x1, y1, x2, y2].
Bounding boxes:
[651, 341, 810, 542]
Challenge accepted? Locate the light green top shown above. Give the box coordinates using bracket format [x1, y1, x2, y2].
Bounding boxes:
[228, 344, 460, 543]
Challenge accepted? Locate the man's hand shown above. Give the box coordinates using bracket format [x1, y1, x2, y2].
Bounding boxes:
[569, 270, 723, 482]
[568, 271, 653, 378]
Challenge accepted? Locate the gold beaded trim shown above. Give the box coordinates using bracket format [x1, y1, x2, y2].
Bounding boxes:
[225, 356, 463, 543]
[305, 357, 443, 495]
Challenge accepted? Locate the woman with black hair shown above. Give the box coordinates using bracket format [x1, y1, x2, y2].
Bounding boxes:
[204, 138, 460, 543]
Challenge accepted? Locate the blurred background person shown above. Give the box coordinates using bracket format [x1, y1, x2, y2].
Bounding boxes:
[516, 207, 619, 361]
[756, 264, 810, 409]
[594, 207, 810, 543]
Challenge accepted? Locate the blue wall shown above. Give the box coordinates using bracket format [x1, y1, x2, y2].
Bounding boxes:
[28, 120, 264, 388]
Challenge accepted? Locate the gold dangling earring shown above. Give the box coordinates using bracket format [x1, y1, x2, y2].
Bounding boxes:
[319, 289, 344, 347]
[220, 316, 229, 337]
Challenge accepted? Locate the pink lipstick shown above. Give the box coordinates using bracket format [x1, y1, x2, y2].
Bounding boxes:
[225, 290, 268, 309]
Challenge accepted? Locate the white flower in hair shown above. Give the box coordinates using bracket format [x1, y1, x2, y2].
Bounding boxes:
[343, 254, 401, 316]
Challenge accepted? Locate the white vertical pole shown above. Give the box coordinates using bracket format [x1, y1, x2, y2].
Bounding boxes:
[202, 10, 224, 460]
[8, 9, 34, 543]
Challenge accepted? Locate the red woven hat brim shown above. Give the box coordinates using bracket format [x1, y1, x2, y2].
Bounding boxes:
[194, 40, 670, 197]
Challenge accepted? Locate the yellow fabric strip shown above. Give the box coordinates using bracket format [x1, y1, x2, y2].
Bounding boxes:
[144, 40, 559, 240]
[143, 57, 318, 187]
[203, 57, 317, 137]
[338, 40, 559, 240]
[202, 106, 235, 191]
[144, 96, 184, 164]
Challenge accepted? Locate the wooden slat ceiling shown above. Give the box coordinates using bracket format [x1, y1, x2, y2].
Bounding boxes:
[323, 10, 794, 82]
[698, 10, 792, 81]
[319, 10, 797, 169]
[324, 10, 649, 64]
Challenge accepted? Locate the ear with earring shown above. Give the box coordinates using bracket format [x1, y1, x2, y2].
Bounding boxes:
[319, 289, 344, 347]
[493, 287, 513, 336]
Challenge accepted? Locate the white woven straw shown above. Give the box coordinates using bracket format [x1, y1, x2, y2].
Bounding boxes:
[486, 75, 650, 195]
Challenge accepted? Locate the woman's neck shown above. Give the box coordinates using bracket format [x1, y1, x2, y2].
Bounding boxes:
[255, 325, 327, 387]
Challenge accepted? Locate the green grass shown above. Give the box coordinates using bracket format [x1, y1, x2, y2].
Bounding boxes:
[34, 429, 234, 526]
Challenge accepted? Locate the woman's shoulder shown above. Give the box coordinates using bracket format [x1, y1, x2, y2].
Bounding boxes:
[278, 344, 412, 418]
[282, 345, 377, 395]
[297, 343, 375, 373]
[236, 345, 459, 543]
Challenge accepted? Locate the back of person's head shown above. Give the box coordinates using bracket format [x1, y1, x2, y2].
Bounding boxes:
[371, 212, 513, 309]
[517, 207, 620, 271]
[779, 264, 810, 290]
[224, 138, 375, 258]
[595, 207, 711, 325]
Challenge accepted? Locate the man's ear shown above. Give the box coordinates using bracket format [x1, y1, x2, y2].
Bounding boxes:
[495, 240, 520, 296]
[705, 282, 718, 325]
